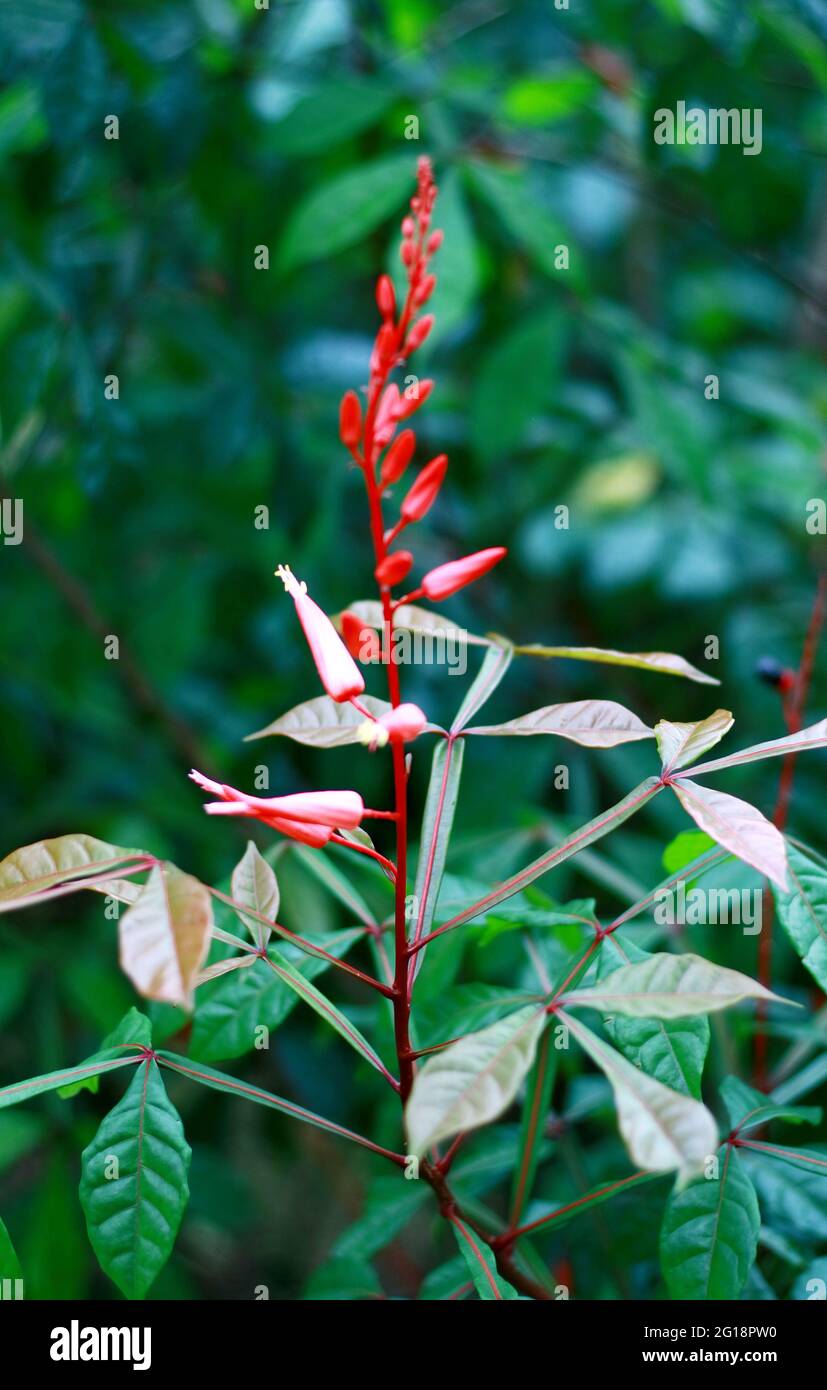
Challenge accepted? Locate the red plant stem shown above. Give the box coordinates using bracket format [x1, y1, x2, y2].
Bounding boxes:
[504, 1171, 650, 1243]
[328, 832, 397, 879]
[754, 572, 827, 1089]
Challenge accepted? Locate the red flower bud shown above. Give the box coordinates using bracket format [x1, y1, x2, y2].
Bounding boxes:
[421, 547, 507, 601]
[359, 703, 427, 749]
[427, 229, 444, 253]
[402, 216, 415, 237]
[376, 274, 396, 320]
[397, 379, 434, 419]
[339, 390, 362, 449]
[400, 454, 447, 523]
[400, 239, 415, 267]
[370, 322, 397, 375]
[379, 428, 416, 487]
[415, 274, 437, 305]
[374, 383, 402, 449]
[375, 550, 414, 587]
[340, 610, 381, 663]
[404, 314, 434, 355]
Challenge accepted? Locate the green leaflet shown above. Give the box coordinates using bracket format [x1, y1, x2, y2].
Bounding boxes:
[450, 1217, 519, 1300]
[58, 1007, 153, 1099]
[721, 1075, 821, 1133]
[660, 1145, 760, 1299]
[279, 155, 415, 270]
[303, 1256, 383, 1301]
[0, 1054, 142, 1111]
[409, 735, 466, 971]
[742, 1145, 827, 1247]
[0, 833, 145, 908]
[268, 78, 395, 157]
[470, 308, 566, 466]
[79, 1059, 191, 1300]
[597, 937, 709, 1098]
[0, 1214, 22, 1283]
[190, 930, 364, 1063]
[773, 840, 827, 992]
[405, 1005, 546, 1157]
[510, 1022, 557, 1225]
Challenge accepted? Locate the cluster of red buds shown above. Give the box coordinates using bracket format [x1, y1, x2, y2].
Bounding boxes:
[191, 157, 506, 851]
[337, 156, 505, 660]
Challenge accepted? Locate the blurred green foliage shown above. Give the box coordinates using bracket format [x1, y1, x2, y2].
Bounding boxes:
[1, 0, 827, 1299]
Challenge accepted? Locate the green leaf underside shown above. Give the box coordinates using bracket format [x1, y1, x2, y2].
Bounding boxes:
[79, 1060, 191, 1300]
[157, 1052, 398, 1160]
[0, 1054, 142, 1110]
[451, 1217, 519, 1299]
[451, 637, 513, 732]
[660, 1145, 760, 1299]
[0, 833, 144, 906]
[671, 778, 788, 890]
[514, 644, 719, 685]
[561, 1011, 718, 1181]
[245, 694, 391, 746]
[569, 951, 784, 1018]
[773, 841, 827, 992]
[655, 710, 733, 772]
[687, 717, 827, 777]
[118, 862, 213, 1009]
[598, 939, 709, 1098]
[405, 1006, 546, 1156]
[467, 698, 653, 746]
[410, 736, 466, 972]
[231, 841, 278, 949]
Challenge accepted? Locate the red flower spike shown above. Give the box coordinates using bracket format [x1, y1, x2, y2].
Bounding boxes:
[277, 565, 365, 702]
[400, 453, 447, 523]
[379, 428, 416, 487]
[375, 550, 414, 587]
[339, 390, 362, 449]
[404, 315, 434, 355]
[341, 610, 381, 662]
[376, 274, 396, 320]
[421, 546, 507, 601]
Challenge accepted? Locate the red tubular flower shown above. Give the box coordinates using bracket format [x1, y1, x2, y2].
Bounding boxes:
[189, 771, 366, 846]
[400, 453, 447, 523]
[340, 609, 381, 662]
[339, 390, 362, 449]
[358, 703, 427, 750]
[379, 428, 416, 488]
[421, 546, 507, 600]
[375, 551, 413, 586]
[277, 565, 365, 702]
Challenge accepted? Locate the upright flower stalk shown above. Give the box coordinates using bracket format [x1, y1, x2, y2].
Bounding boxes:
[336, 156, 505, 1102]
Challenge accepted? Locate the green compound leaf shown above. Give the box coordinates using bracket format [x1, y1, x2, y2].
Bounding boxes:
[660, 1145, 760, 1299]
[79, 1059, 191, 1300]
